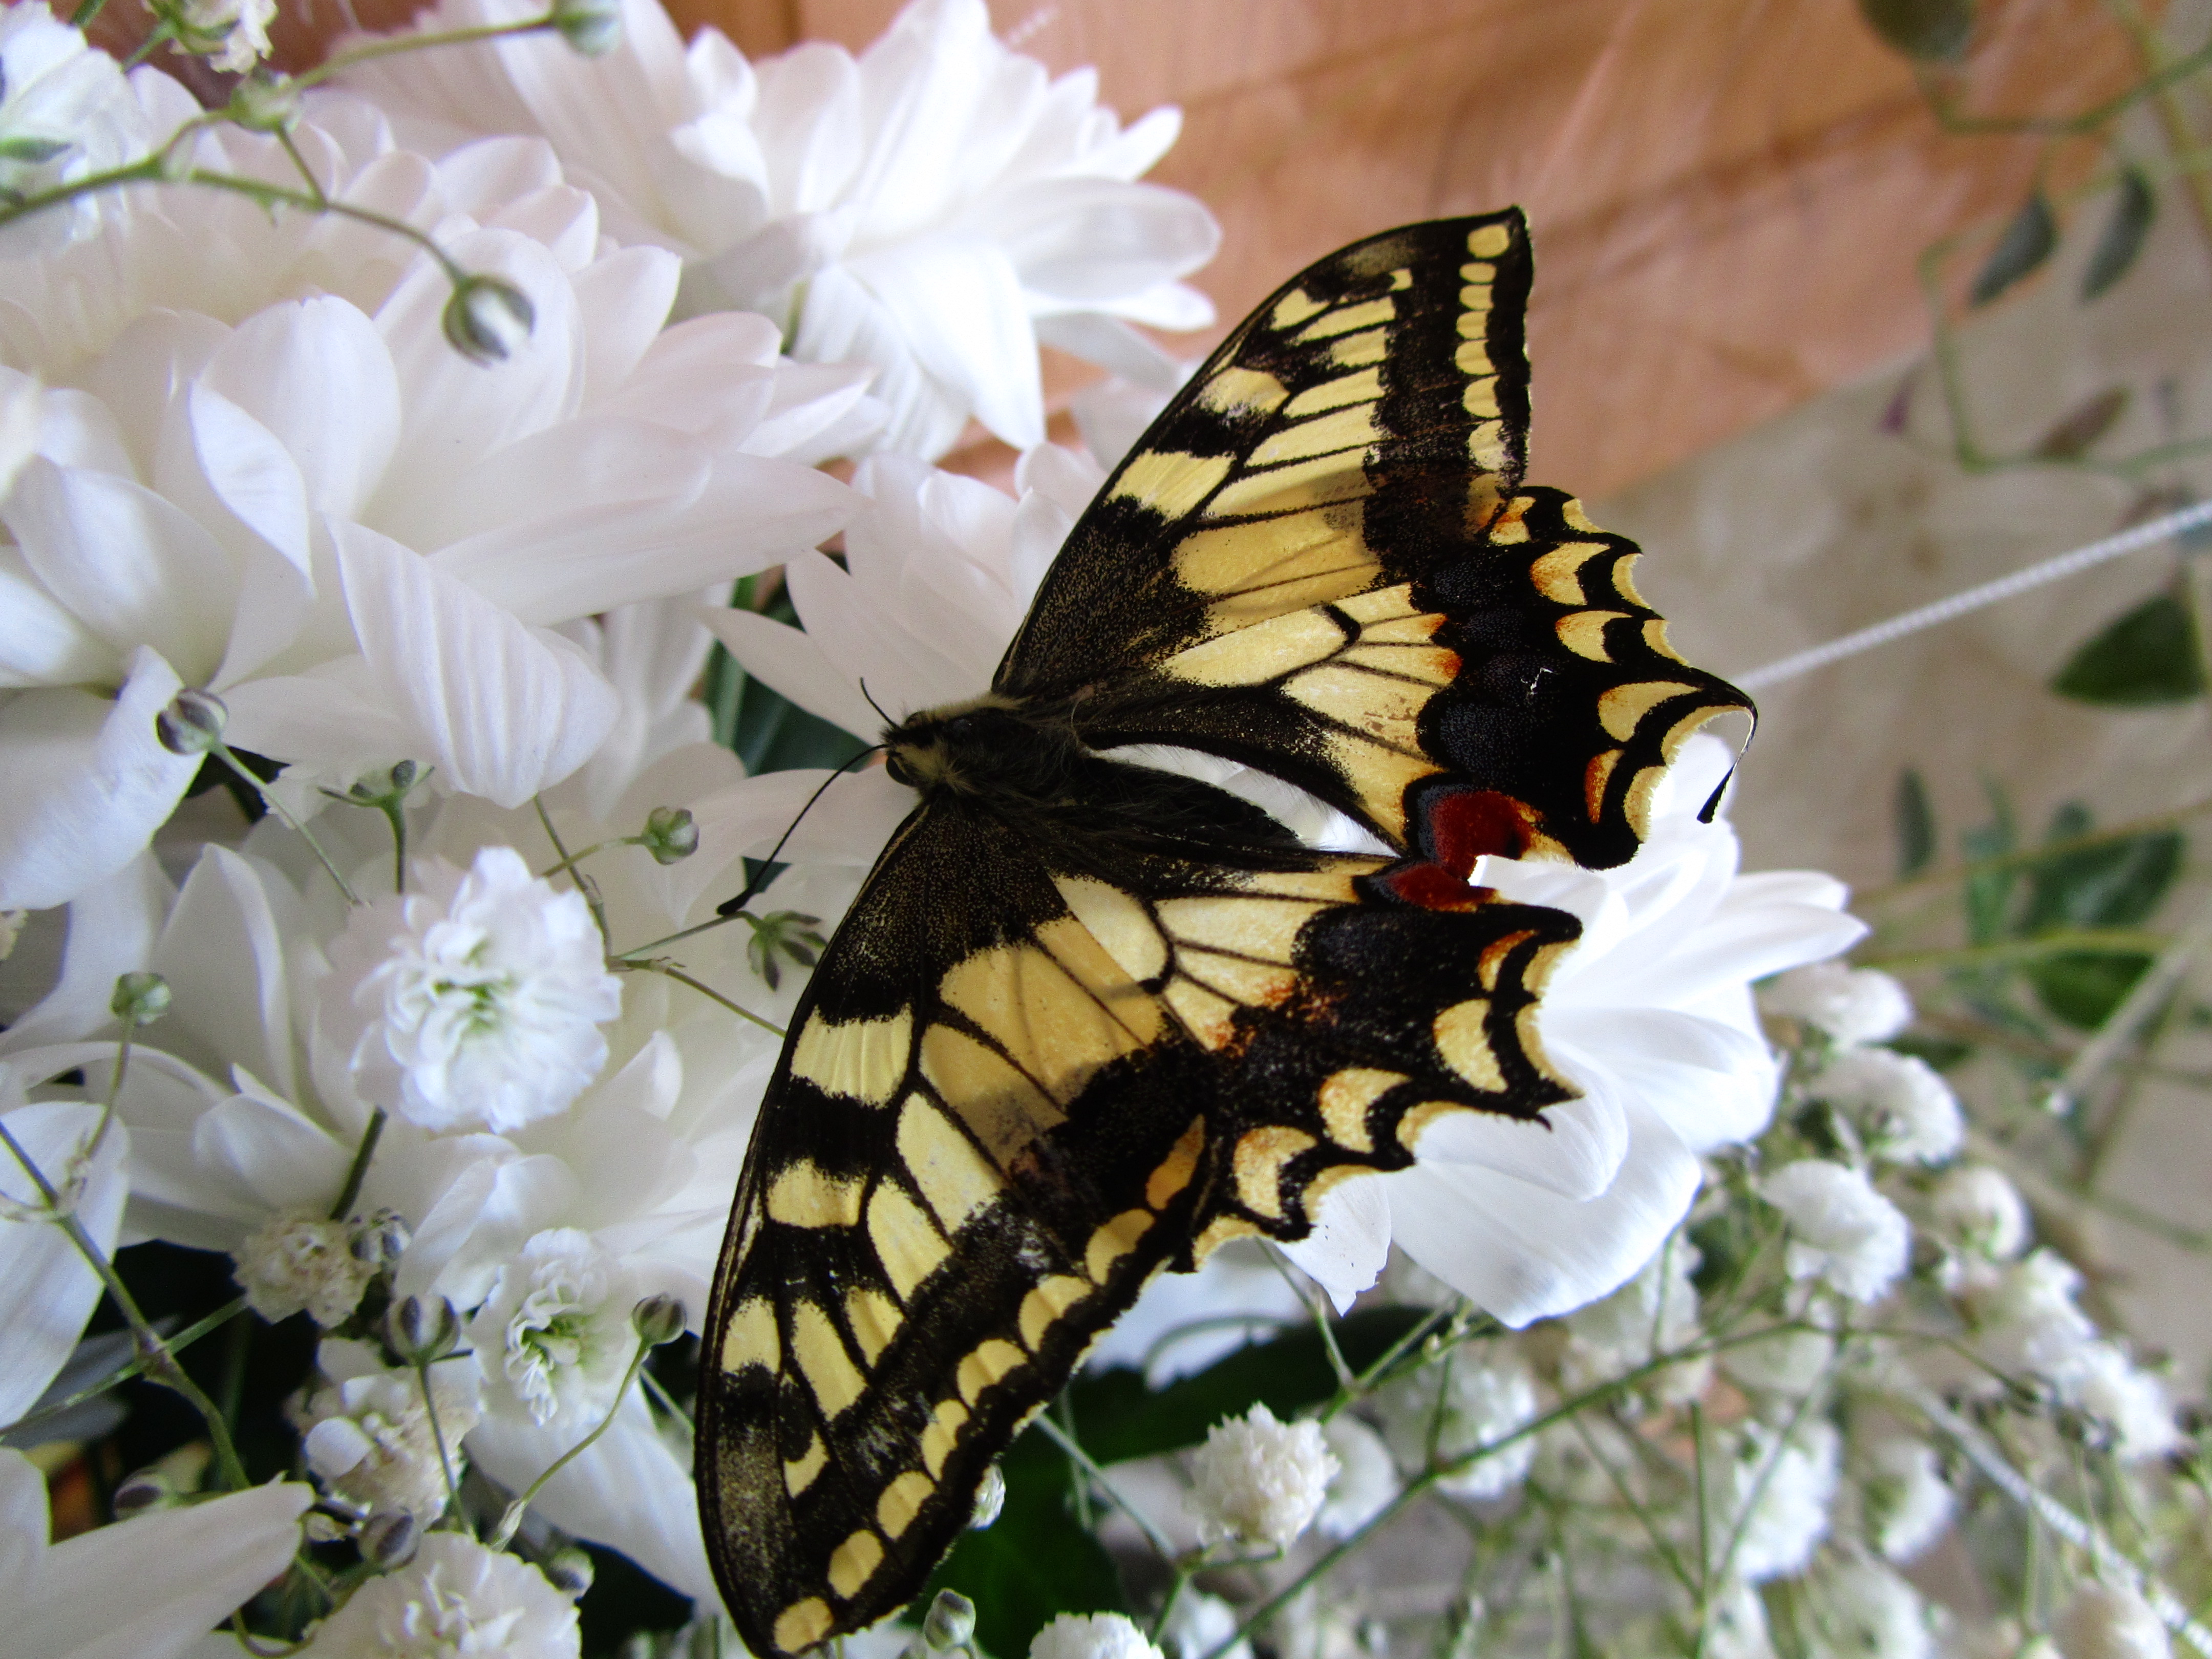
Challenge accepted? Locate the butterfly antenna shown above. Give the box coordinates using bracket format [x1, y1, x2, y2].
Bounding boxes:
[858, 678, 896, 731]
[716, 744, 885, 919]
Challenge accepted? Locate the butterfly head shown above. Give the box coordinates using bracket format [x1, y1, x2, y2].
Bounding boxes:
[882, 692, 1052, 796]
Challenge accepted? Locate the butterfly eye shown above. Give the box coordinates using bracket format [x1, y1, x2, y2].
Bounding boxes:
[885, 754, 916, 786]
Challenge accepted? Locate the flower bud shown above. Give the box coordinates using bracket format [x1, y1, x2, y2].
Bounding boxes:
[110, 970, 172, 1025]
[441, 274, 536, 366]
[543, 1546, 595, 1597]
[226, 73, 300, 133]
[111, 1469, 173, 1518]
[922, 1589, 976, 1652]
[640, 806, 699, 866]
[968, 1464, 1005, 1530]
[360, 1509, 418, 1567]
[156, 687, 228, 755]
[347, 759, 420, 803]
[386, 1294, 461, 1365]
[631, 1294, 687, 1348]
[351, 1208, 412, 1269]
[551, 0, 622, 56]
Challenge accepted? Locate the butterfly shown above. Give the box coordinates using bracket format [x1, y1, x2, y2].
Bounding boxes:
[696, 208, 1752, 1655]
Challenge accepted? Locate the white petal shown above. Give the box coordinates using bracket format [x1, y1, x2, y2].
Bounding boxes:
[337, 523, 620, 806]
[572, 245, 682, 405]
[150, 846, 300, 1101]
[0, 850, 172, 1055]
[0, 1099, 128, 1424]
[993, 177, 1220, 304]
[192, 1090, 350, 1216]
[0, 653, 201, 912]
[0, 548, 113, 688]
[848, 237, 1044, 448]
[697, 603, 880, 737]
[695, 765, 915, 869]
[1280, 1173, 1390, 1313]
[216, 663, 414, 784]
[1410, 1090, 1629, 1201]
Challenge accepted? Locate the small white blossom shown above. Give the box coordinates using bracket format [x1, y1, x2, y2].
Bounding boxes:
[1803, 1555, 1931, 1659]
[325, 848, 623, 1134]
[1031, 1612, 1165, 1659]
[467, 1228, 641, 1431]
[1187, 1402, 1337, 1550]
[0, 5, 146, 248]
[1763, 1160, 1911, 1303]
[301, 1532, 581, 1658]
[1761, 962, 1913, 1047]
[1722, 1325, 1838, 1399]
[1159, 1593, 1253, 1659]
[2055, 1585, 2172, 1659]
[1561, 1238, 1707, 1401]
[1811, 1048, 1963, 1165]
[1705, 1579, 1777, 1659]
[291, 1339, 484, 1525]
[1315, 1415, 1399, 1540]
[2062, 1343, 2181, 1463]
[1965, 1247, 2098, 1376]
[1712, 1418, 1840, 1582]
[1376, 1350, 1539, 1502]
[233, 1210, 381, 1328]
[180, 0, 278, 72]
[1930, 1165, 2029, 1261]
[1858, 1437, 1953, 1563]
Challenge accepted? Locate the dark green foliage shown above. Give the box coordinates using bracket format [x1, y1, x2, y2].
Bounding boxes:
[2051, 591, 2204, 706]
[1895, 767, 1936, 878]
[2014, 800, 2182, 1027]
[1889, 1031, 1974, 1070]
[2032, 387, 2129, 460]
[1970, 192, 2058, 307]
[703, 580, 873, 777]
[1858, 0, 1974, 59]
[2082, 168, 2156, 301]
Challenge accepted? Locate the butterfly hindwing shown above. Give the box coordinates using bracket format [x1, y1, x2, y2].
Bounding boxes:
[698, 761, 1584, 1655]
[997, 209, 1750, 869]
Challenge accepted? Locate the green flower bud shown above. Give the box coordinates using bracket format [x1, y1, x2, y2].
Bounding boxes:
[441, 274, 536, 366]
[226, 74, 300, 134]
[360, 1509, 418, 1567]
[641, 805, 699, 865]
[156, 687, 228, 755]
[110, 971, 172, 1025]
[543, 1546, 595, 1597]
[967, 1465, 1004, 1530]
[551, 0, 622, 57]
[110, 1469, 172, 1518]
[922, 1589, 976, 1651]
[350, 1208, 412, 1269]
[386, 1293, 461, 1365]
[631, 1293, 687, 1347]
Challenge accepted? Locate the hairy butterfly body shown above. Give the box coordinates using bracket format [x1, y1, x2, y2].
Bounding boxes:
[697, 209, 1751, 1655]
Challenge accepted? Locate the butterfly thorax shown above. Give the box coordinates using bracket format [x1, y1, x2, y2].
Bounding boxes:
[880, 693, 1065, 800]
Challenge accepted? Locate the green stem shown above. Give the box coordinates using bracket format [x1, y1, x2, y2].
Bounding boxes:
[1918, 24, 2212, 136]
[488, 1337, 652, 1550]
[212, 745, 361, 907]
[534, 797, 609, 949]
[418, 1357, 467, 1533]
[287, 14, 565, 93]
[627, 961, 786, 1038]
[1031, 1411, 1181, 1560]
[1862, 927, 2170, 972]
[328, 1110, 387, 1222]
[0, 1295, 247, 1439]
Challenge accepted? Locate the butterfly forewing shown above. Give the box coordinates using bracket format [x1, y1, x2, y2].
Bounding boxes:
[998, 209, 1751, 870]
[698, 775, 1584, 1655]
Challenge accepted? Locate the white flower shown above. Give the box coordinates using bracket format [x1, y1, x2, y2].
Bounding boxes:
[0, 1446, 312, 1659]
[324, 847, 622, 1134]
[1375, 1349, 1539, 1502]
[1187, 1402, 1337, 1550]
[1712, 1418, 1839, 1583]
[344, 0, 1218, 459]
[1082, 1238, 1305, 1385]
[0, 80, 858, 912]
[1930, 1164, 2029, 1261]
[1857, 1437, 1953, 1563]
[234, 1209, 379, 1327]
[1560, 1235, 1707, 1401]
[1964, 1247, 2098, 1376]
[467, 1227, 642, 1431]
[2061, 1342, 2180, 1463]
[2054, 1585, 2172, 1659]
[1721, 1326, 1838, 1399]
[292, 1338, 485, 1524]
[300, 1532, 580, 1658]
[180, 0, 277, 73]
[1760, 962, 1912, 1047]
[1811, 1047, 1963, 1165]
[1159, 1594, 1253, 1659]
[0, 5, 148, 253]
[1031, 1612, 1165, 1659]
[1802, 1556, 1931, 1659]
[1704, 1580, 1777, 1659]
[1315, 1415, 1399, 1540]
[0, 1091, 127, 1424]
[1763, 1160, 1911, 1303]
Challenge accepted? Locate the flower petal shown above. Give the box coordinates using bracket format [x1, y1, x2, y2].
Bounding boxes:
[0, 1097, 128, 1424]
[0, 850, 172, 1055]
[696, 602, 880, 737]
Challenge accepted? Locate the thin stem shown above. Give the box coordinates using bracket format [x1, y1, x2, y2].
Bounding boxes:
[417, 1355, 468, 1533]
[1918, 24, 2212, 136]
[1855, 794, 2212, 905]
[534, 798, 609, 948]
[1861, 927, 2170, 973]
[1031, 1412, 1181, 1560]
[0, 1295, 247, 1439]
[213, 745, 362, 907]
[489, 1337, 652, 1550]
[628, 961, 786, 1037]
[287, 14, 564, 93]
[328, 1110, 387, 1222]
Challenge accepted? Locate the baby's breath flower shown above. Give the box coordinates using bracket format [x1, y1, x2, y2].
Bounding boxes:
[1375, 1350, 1539, 1502]
[233, 1210, 379, 1328]
[1710, 1419, 1840, 1582]
[291, 1339, 482, 1525]
[2054, 1584, 2172, 1659]
[468, 1228, 642, 1431]
[1315, 1415, 1399, 1540]
[1763, 1160, 1911, 1303]
[1031, 1612, 1165, 1659]
[1187, 1402, 1337, 1550]
[1857, 1436, 1954, 1563]
[1802, 1555, 1932, 1659]
[1761, 962, 1913, 1047]
[1930, 1164, 2029, 1261]
[174, 0, 278, 73]
[1964, 1247, 2098, 1375]
[300, 1532, 580, 1658]
[2062, 1342, 2181, 1463]
[1160, 1593, 1253, 1659]
[1811, 1047, 1963, 1165]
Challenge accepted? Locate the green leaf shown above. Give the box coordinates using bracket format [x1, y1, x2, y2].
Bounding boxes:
[1858, 0, 1973, 59]
[2083, 168, 2156, 301]
[2032, 387, 2129, 461]
[2051, 591, 2204, 706]
[2025, 951, 2153, 1029]
[1970, 192, 2057, 307]
[2018, 804, 2182, 934]
[1961, 780, 2018, 944]
[0, 134, 70, 164]
[1894, 768, 1935, 877]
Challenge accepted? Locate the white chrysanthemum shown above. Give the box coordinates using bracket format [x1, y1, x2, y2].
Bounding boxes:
[2055, 1585, 2172, 1659]
[234, 1209, 379, 1327]
[1187, 1402, 1337, 1550]
[342, 0, 1218, 459]
[323, 847, 622, 1134]
[1857, 1437, 1953, 1563]
[0, 5, 148, 253]
[1964, 1247, 2098, 1376]
[1315, 1415, 1399, 1540]
[2062, 1343, 2181, 1463]
[1561, 1237, 1708, 1401]
[1930, 1164, 2029, 1261]
[301, 1532, 580, 1658]
[1713, 1418, 1839, 1583]
[1376, 1349, 1539, 1502]
[1031, 1612, 1165, 1659]
[292, 1338, 485, 1524]
[1802, 1556, 1931, 1659]
[1760, 962, 1912, 1047]
[1811, 1047, 1963, 1165]
[1763, 1160, 1911, 1303]
[0, 77, 860, 913]
[1159, 1593, 1253, 1659]
[467, 1227, 641, 1431]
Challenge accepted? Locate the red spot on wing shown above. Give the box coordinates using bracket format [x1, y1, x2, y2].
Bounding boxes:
[1381, 864, 1486, 911]
[1423, 789, 1541, 875]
